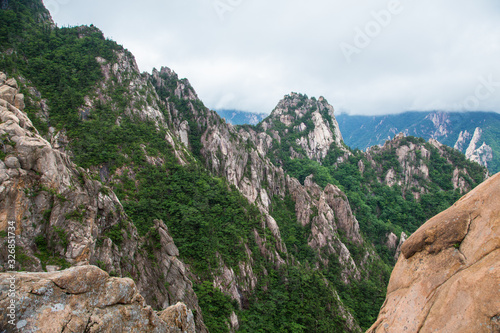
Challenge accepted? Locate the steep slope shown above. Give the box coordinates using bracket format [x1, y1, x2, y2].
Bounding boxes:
[258, 92, 347, 164]
[308, 133, 486, 252]
[0, 2, 366, 331]
[149, 69, 487, 329]
[0, 73, 207, 331]
[253, 101, 487, 257]
[337, 111, 500, 173]
[150, 68, 370, 331]
[368, 172, 500, 332]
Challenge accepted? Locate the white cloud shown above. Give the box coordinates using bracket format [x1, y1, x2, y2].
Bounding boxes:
[50, 0, 500, 115]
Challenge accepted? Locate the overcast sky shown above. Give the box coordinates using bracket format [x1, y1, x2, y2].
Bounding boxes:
[48, 0, 500, 115]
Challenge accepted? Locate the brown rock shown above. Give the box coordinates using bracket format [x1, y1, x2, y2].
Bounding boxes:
[14, 93, 25, 110]
[0, 84, 17, 105]
[368, 173, 500, 333]
[5, 78, 18, 89]
[158, 302, 196, 333]
[0, 266, 196, 332]
[51, 265, 108, 293]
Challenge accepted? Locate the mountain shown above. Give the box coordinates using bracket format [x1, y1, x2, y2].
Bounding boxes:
[215, 109, 268, 125]
[369, 172, 500, 333]
[337, 111, 500, 174]
[0, 1, 489, 332]
[0, 73, 207, 330]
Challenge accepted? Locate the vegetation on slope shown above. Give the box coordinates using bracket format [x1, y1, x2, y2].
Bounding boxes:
[0, 2, 354, 331]
[337, 111, 500, 174]
[253, 98, 487, 328]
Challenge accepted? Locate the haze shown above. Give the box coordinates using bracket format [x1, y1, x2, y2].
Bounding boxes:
[49, 0, 500, 115]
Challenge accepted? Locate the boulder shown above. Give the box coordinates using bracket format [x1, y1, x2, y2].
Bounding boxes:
[368, 173, 500, 332]
[0, 265, 196, 332]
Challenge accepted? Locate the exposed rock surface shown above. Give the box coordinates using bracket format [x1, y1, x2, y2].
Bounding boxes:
[454, 129, 472, 152]
[1, 2, 491, 331]
[0, 265, 195, 332]
[150, 70, 363, 330]
[288, 175, 363, 282]
[366, 133, 478, 197]
[393, 232, 407, 261]
[465, 127, 493, 168]
[385, 232, 398, 250]
[368, 172, 500, 333]
[260, 93, 346, 162]
[337, 111, 500, 174]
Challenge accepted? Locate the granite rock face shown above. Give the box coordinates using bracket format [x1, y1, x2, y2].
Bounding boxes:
[368, 172, 500, 333]
[150, 70, 364, 330]
[260, 93, 346, 162]
[465, 127, 493, 169]
[0, 265, 195, 332]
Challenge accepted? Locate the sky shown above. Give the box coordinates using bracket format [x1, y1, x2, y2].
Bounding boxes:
[48, 0, 500, 115]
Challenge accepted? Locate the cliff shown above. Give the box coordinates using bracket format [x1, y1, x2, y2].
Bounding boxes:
[0, 72, 207, 331]
[368, 172, 500, 332]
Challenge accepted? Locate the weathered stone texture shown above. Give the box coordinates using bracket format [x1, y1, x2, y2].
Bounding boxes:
[368, 172, 500, 333]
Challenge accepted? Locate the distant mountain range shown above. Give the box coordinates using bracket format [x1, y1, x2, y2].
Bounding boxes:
[220, 110, 500, 174]
[215, 109, 268, 125]
[336, 111, 500, 174]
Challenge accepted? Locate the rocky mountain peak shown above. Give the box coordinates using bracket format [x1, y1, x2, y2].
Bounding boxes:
[1, 2, 492, 330]
[261, 92, 346, 162]
[2, 0, 54, 26]
[365, 133, 485, 198]
[465, 127, 493, 168]
[267, 92, 335, 126]
[151, 66, 198, 101]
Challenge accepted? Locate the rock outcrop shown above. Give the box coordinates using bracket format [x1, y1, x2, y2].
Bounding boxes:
[0, 265, 195, 332]
[454, 129, 472, 152]
[368, 172, 500, 332]
[338, 111, 500, 174]
[260, 93, 346, 163]
[393, 232, 407, 261]
[1, 2, 492, 331]
[366, 134, 479, 197]
[465, 128, 493, 168]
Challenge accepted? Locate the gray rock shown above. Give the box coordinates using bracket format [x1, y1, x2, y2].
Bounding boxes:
[4, 156, 20, 169]
[0, 266, 196, 332]
[5, 77, 18, 89]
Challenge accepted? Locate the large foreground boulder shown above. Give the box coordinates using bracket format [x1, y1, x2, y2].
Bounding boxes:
[0, 265, 195, 332]
[368, 173, 500, 332]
